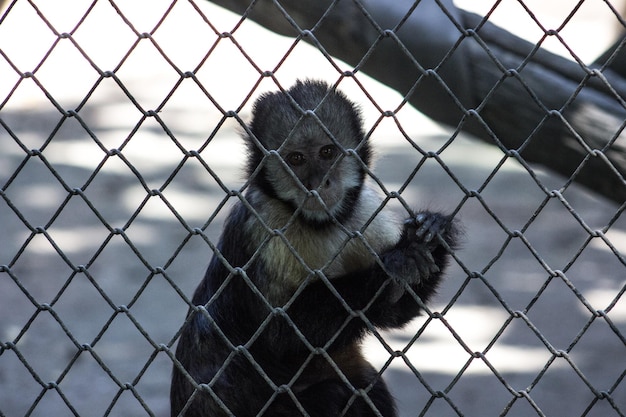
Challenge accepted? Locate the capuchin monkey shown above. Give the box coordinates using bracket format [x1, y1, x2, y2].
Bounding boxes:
[170, 80, 458, 417]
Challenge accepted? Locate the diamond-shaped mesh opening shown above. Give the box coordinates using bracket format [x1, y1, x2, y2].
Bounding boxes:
[2, 0, 626, 416]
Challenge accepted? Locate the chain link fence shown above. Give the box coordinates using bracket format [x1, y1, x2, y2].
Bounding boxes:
[1, 0, 625, 416]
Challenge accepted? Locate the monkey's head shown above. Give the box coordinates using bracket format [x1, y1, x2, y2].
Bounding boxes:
[245, 80, 372, 226]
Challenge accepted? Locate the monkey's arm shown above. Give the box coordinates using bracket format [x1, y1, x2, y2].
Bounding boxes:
[188, 202, 273, 339]
[282, 211, 456, 351]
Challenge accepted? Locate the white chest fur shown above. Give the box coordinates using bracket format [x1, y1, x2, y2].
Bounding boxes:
[244, 186, 403, 305]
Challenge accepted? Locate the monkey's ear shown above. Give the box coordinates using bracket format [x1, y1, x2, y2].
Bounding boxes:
[249, 91, 278, 138]
[242, 91, 283, 179]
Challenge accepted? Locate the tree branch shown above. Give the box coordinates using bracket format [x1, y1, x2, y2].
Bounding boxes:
[207, 0, 626, 204]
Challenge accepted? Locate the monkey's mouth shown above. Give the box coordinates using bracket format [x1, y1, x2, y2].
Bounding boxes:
[299, 191, 341, 214]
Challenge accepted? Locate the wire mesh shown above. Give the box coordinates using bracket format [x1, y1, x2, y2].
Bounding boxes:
[1, 0, 625, 416]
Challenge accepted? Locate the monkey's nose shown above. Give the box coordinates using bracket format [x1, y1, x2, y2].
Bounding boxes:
[306, 177, 331, 190]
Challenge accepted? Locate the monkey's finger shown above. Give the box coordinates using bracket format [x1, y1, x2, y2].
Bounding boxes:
[415, 261, 430, 280]
[408, 241, 437, 264]
[413, 212, 428, 225]
[415, 251, 439, 278]
[415, 246, 436, 265]
[415, 216, 437, 241]
[421, 252, 441, 274]
[423, 230, 437, 243]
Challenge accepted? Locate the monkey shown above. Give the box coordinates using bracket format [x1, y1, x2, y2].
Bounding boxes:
[170, 80, 458, 417]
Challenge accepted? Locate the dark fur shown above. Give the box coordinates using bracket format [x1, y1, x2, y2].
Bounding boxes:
[171, 80, 457, 417]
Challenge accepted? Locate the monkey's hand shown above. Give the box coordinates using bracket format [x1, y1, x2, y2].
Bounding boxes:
[381, 211, 455, 302]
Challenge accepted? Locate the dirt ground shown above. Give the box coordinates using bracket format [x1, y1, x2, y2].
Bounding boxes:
[1, 1, 625, 416]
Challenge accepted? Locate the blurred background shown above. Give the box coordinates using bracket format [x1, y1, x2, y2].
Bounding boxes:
[1, 1, 625, 416]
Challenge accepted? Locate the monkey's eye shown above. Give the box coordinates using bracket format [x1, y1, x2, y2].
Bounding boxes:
[286, 152, 306, 166]
[319, 145, 337, 160]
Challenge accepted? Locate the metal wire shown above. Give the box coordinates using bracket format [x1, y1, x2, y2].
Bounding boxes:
[1, 0, 625, 416]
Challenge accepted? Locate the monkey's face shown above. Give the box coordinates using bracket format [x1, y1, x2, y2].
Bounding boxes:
[265, 130, 364, 225]
[247, 80, 371, 225]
